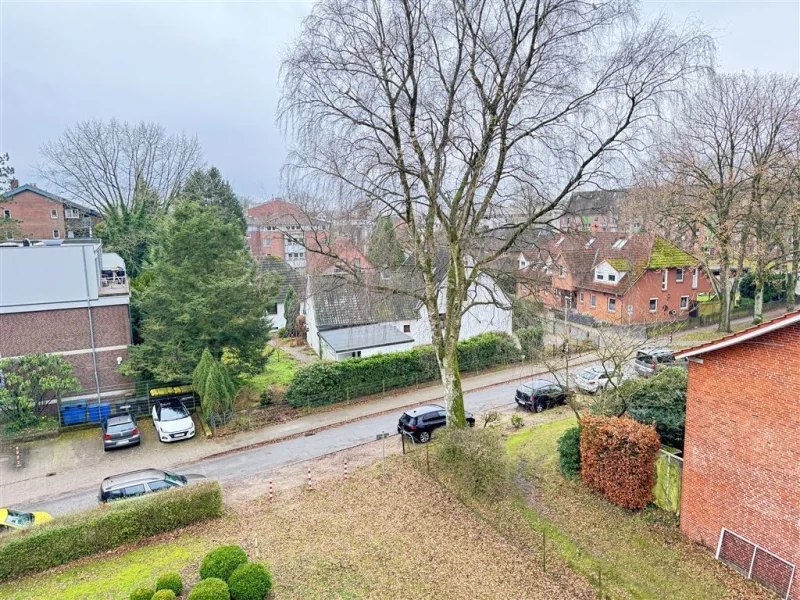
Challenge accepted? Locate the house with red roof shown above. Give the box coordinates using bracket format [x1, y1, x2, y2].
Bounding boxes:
[516, 232, 713, 324]
[675, 311, 800, 600]
[246, 198, 328, 267]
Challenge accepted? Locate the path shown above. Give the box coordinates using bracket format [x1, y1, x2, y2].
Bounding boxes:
[269, 337, 318, 364]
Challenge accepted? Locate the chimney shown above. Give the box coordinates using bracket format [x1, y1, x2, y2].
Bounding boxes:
[10, 178, 18, 189]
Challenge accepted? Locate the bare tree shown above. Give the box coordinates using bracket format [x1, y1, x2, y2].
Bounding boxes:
[37, 119, 203, 215]
[279, 0, 711, 425]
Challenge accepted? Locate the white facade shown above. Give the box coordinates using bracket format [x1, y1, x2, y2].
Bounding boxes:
[593, 260, 626, 286]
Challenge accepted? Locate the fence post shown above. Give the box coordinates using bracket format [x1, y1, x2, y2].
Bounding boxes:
[542, 531, 546, 573]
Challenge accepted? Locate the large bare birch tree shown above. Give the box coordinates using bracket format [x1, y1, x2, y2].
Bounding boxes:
[280, 0, 710, 425]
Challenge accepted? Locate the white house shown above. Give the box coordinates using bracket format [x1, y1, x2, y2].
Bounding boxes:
[305, 253, 513, 361]
[257, 256, 304, 330]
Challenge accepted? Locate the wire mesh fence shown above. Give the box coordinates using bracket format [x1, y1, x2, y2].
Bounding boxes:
[717, 528, 797, 600]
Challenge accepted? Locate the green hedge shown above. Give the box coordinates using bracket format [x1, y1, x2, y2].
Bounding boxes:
[200, 545, 248, 581]
[0, 480, 223, 582]
[286, 332, 520, 408]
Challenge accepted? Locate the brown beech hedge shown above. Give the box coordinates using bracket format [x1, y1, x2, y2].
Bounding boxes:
[580, 416, 661, 510]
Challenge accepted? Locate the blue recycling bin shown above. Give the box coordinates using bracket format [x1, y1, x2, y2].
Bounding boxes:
[87, 403, 111, 423]
[60, 399, 87, 426]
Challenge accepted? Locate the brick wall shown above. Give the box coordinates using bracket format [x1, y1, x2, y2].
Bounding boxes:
[248, 229, 286, 258]
[0, 190, 65, 240]
[681, 323, 800, 599]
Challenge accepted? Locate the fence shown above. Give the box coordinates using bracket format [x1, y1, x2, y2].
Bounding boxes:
[645, 300, 788, 338]
[652, 448, 682, 514]
[716, 528, 797, 600]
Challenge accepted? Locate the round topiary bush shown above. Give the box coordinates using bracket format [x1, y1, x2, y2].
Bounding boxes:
[130, 588, 154, 600]
[227, 562, 273, 600]
[156, 571, 183, 596]
[152, 591, 177, 600]
[199, 545, 248, 581]
[188, 577, 231, 600]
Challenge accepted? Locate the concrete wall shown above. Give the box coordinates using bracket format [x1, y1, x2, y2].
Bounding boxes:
[680, 322, 800, 600]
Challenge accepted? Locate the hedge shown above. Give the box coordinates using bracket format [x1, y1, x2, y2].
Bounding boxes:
[189, 578, 231, 600]
[152, 591, 177, 600]
[228, 562, 273, 600]
[286, 332, 521, 408]
[580, 416, 661, 510]
[200, 545, 248, 581]
[557, 425, 581, 479]
[0, 480, 223, 582]
[131, 589, 154, 600]
[156, 571, 183, 596]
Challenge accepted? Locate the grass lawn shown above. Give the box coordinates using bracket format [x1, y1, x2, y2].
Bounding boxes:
[674, 321, 749, 343]
[245, 348, 298, 391]
[505, 417, 770, 600]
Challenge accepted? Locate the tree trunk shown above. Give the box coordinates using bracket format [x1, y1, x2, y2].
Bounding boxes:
[788, 216, 799, 312]
[753, 275, 764, 324]
[718, 251, 733, 332]
[439, 347, 466, 427]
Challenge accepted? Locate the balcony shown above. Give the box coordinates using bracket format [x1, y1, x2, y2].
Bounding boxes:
[99, 274, 129, 296]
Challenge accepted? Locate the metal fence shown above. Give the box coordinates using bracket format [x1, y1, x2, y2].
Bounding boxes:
[652, 448, 682, 515]
[716, 528, 797, 600]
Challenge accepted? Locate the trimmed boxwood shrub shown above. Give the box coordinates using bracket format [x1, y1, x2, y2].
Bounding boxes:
[188, 577, 231, 600]
[152, 591, 177, 600]
[130, 589, 154, 600]
[286, 332, 521, 407]
[580, 416, 661, 510]
[0, 480, 223, 582]
[200, 545, 248, 581]
[228, 562, 273, 600]
[557, 425, 581, 479]
[156, 571, 183, 596]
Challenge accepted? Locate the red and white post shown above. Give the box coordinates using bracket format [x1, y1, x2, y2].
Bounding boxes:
[307, 467, 312, 490]
[14, 446, 21, 469]
[344, 459, 348, 481]
[268, 479, 273, 501]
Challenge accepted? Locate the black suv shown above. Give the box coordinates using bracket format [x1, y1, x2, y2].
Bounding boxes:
[397, 404, 475, 443]
[515, 379, 570, 412]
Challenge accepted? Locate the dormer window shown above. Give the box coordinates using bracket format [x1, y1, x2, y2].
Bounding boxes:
[607, 273, 616, 282]
[558, 265, 566, 278]
[596, 272, 605, 281]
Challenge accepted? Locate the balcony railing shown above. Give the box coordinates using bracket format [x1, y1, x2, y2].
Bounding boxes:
[100, 274, 129, 296]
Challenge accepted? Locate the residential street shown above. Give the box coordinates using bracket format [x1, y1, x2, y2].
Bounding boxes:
[2, 360, 593, 517]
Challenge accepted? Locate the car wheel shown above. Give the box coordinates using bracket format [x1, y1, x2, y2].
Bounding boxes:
[534, 402, 545, 413]
[417, 431, 431, 444]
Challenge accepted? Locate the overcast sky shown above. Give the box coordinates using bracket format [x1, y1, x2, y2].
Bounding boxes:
[1, 1, 798, 200]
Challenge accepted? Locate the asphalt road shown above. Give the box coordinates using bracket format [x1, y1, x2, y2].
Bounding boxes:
[25, 364, 621, 517]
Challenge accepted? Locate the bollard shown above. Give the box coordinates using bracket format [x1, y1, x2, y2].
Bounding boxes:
[14, 446, 21, 469]
[269, 479, 273, 501]
[307, 467, 312, 490]
[344, 459, 348, 481]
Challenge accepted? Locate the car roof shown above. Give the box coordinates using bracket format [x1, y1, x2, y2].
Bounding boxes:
[157, 399, 187, 407]
[101, 468, 167, 491]
[404, 404, 444, 417]
[106, 415, 133, 426]
[520, 379, 558, 389]
[638, 347, 673, 356]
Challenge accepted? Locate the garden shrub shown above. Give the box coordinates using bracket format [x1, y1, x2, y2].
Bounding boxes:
[510, 414, 524, 429]
[516, 326, 544, 359]
[0, 480, 223, 582]
[580, 416, 661, 510]
[286, 332, 521, 408]
[152, 591, 177, 600]
[188, 578, 230, 600]
[130, 588, 154, 600]
[433, 427, 510, 501]
[156, 571, 183, 596]
[557, 425, 581, 479]
[200, 545, 249, 581]
[228, 562, 273, 600]
[625, 368, 687, 449]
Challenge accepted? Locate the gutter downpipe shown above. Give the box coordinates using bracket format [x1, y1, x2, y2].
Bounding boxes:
[82, 245, 102, 406]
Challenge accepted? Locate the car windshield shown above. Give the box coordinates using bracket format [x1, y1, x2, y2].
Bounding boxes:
[636, 351, 653, 362]
[400, 414, 414, 424]
[579, 368, 600, 379]
[4, 510, 34, 527]
[164, 471, 188, 485]
[160, 404, 188, 421]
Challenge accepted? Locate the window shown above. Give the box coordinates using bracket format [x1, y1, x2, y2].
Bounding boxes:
[579, 291, 584, 303]
[612, 238, 628, 249]
[64, 208, 80, 219]
[596, 272, 605, 281]
[52, 229, 60, 239]
[354, 258, 361, 268]
[558, 265, 566, 278]
[67, 231, 74, 239]
[263, 238, 271, 247]
[608, 297, 616, 312]
[692, 267, 698, 289]
[661, 269, 668, 291]
[5, 231, 12, 240]
[122, 485, 146, 498]
[2, 209, 9, 219]
[50, 209, 58, 219]
[590, 294, 596, 307]
[607, 273, 616, 282]
[403, 324, 411, 333]
[147, 480, 174, 493]
[633, 222, 641, 232]
[649, 298, 658, 312]
[676, 268, 684, 282]
[350, 351, 362, 358]
[680, 296, 689, 310]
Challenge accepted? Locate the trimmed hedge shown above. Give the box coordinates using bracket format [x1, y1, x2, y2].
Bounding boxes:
[228, 562, 273, 600]
[287, 332, 521, 407]
[200, 545, 248, 581]
[131, 589, 154, 600]
[557, 425, 581, 479]
[0, 480, 223, 582]
[189, 578, 231, 600]
[580, 416, 661, 510]
[152, 591, 177, 600]
[156, 571, 183, 596]
[516, 326, 544, 359]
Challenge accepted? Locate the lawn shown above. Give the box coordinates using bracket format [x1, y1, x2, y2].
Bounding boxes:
[245, 347, 298, 390]
[505, 417, 771, 600]
[673, 321, 749, 343]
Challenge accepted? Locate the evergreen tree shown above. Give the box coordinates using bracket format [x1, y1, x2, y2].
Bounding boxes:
[192, 348, 216, 399]
[122, 198, 270, 382]
[283, 286, 300, 337]
[182, 166, 247, 235]
[367, 216, 405, 269]
[200, 358, 235, 429]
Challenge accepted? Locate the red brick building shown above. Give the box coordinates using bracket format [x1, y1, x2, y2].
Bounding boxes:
[1, 182, 100, 241]
[246, 198, 328, 268]
[516, 232, 713, 324]
[0, 241, 131, 395]
[676, 312, 800, 600]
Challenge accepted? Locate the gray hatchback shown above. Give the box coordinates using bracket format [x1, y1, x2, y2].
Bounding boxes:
[102, 414, 141, 451]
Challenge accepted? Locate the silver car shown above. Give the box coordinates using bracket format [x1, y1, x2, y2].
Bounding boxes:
[634, 347, 684, 377]
[102, 414, 141, 451]
[574, 365, 622, 394]
[98, 468, 205, 503]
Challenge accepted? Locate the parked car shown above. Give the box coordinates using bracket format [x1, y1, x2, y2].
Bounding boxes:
[634, 347, 686, 377]
[397, 404, 475, 443]
[152, 399, 195, 443]
[102, 414, 141, 451]
[574, 365, 623, 394]
[0, 508, 53, 533]
[98, 468, 206, 503]
[515, 379, 570, 412]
